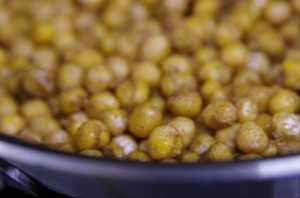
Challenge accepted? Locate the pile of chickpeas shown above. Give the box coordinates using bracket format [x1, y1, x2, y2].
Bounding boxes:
[0, 0, 300, 163]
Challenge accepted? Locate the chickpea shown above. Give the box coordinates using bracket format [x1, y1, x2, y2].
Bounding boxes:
[269, 89, 298, 114]
[292, 0, 300, 12]
[131, 62, 161, 88]
[258, 29, 285, 57]
[72, 48, 103, 69]
[255, 113, 273, 136]
[138, 139, 148, 153]
[246, 86, 274, 112]
[58, 88, 87, 115]
[128, 151, 152, 162]
[75, 120, 110, 150]
[190, 133, 215, 155]
[215, 123, 241, 150]
[57, 64, 83, 91]
[180, 151, 199, 163]
[246, 51, 270, 74]
[0, 94, 18, 116]
[200, 80, 221, 102]
[214, 21, 241, 47]
[220, 42, 248, 71]
[275, 135, 300, 155]
[129, 103, 162, 138]
[167, 91, 202, 118]
[0, 114, 25, 136]
[106, 56, 130, 86]
[238, 153, 262, 161]
[148, 94, 167, 113]
[18, 129, 43, 144]
[43, 130, 71, 145]
[235, 98, 258, 123]
[31, 21, 54, 44]
[272, 112, 300, 138]
[236, 121, 269, 154]
[148, 125, 183, 160]
[194, 47, 217, 65]
[168, 117, 196, 149]
[161, 54, 193, 74]
[21, 99, 51, 120]
[85, 92, 120, 119]
[28, 116, 61, 135]
[80, 149, 103, 157]
[206, 143, 233, 162]
[101, 109, 128, 137]
[264, 1, 292, 25]
[282, 59, 300, 91]
[260, 140, 277, 157]
[31, 47, 58, 72]
[193, 0, 219, 17]
[108, 134, 138, 160]
[65, 112, 89, 136]
[202, 99, 237, 129]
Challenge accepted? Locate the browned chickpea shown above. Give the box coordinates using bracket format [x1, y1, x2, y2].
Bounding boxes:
[84, 65, 114, 94]
[101, 109, 128, 136]
[160, 73, 197, 97]
[148, 125, 183, 160]
[129, 103, 162, 138]
[59, 88, 87, 115]
[108, 134, 138, 159]
[202, 99, 238, 129]
[57, 63, 83, 91]
[272, 112, 300, 138]
[275, 135, 300, 155]
[85, 91, 120, 119]
[190, 133, 215, 155]
[131, 62, 161, 88]
[75, 120, 110, 150]
[236, 121, 269, 154]
[167, 91, 202, 118]
[115, 80, 150, 108]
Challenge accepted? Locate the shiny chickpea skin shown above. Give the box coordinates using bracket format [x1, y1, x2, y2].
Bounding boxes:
[202, 99, 238, 129]
[205, 143, 233, 162]
[42, 130, 71, 146]
[85, 91, 120, 119]
[235, 98, 258, 123]
[101, 109, 128, 137]
[160, 73, 197, 97]
[21, 68, 55, 98]
[58, 88, 87, 115]
[236, 121, 269, 154]
[128, 151, 152, 162]
[75, 120, 110, 150]
[180, 151, 199, 163]
[272, 112, 300, 138]
[275, 135, 300, 155]
[21, 99, 51, 120]
[148, 125, 183, 160]
[84, 65, 114, 94]
[269, 89, 298, 114]
[115, 80, 150, 108]
[148, 94, 167, 114]
[220, 42, 248, 71]
[28, 116, 61, 136]
[0, 95, 18, 116]
[108, 134, 138, 160]
[264, 1, 292, 25]
[194, 47, 218, 65]
[0, 114, 25, 136]
[131, 62, 161, 88]
[282, 59, 300, 91]
[189, 133, 215, 155]
[167, 91, 202, 118]
[255, 113, 273, 136]
[197, 60, 232, 84]
[215, 123, 241, 150]
[168, 117, 196, 149]
[161, 54, 193, 74]
[80, 149, 103, 157]
[57, 64, 83, 91]
[129, 103, 162, 138]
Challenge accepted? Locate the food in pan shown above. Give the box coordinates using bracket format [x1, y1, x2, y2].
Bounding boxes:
[0, 0, 300, 163]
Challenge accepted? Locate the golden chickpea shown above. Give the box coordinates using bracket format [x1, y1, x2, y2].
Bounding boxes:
[0, 47, 9, 66]
[190, 133, 215, 155]
[140, 34, 171, 64]
[272, 112, 300, 138]
[282, 59, 300, 91]
[197, 60, 232, 84]
[106, 56, 130, 86]
[167, 91, 202, 118]
[75, 120, 110, 150]
[148, 94, 166, 113]
[0, 94, 18, 116]
[72, 48, 103, 69]
[129, 103, 162, 138]
[246, 86, 274, 112]
[128, 151, 152, 162]
[21, 68, 55, 98]
[102, 7, 128, 29]
[108, 134, 138, 159]
[131, 62, 161, 88]
[202, 99, 238, 129]
[31, 21, 54, 44]
[65, 112, 89, 137]
[220, 42, 248, 71]
[214, 21, 241, 47]
[180, 151, 199, 163]
[101, 109, 128, 136]
[58, 64, 83, 90]
[18, 129, 43, 144]
[269, 89, 298, 114]
[168, 117, 196, 149]
[260, 140, 277, 157]
[21, 99, 51, 120]
[148, 125, 183, 160]
[194, 47, 217, 65]
[264, 1, 292, 25]
[161, 54, 193, 74]
[76, 0, 105, 9]
[138, 139, 148, 153]
[200, 80, 221, 102]
[29, 116, 61, 136]
[85, 92, 120, 119]
[235, 98, 258, 123]
[233, 70, 262, 88]
[258, 29, 285, 57]
[275, 135, 300, 155]
[246, 51, 270, 74]
[80, 149, 103, 157]
[255, 113, 273, 136]
[206, 143, 233, 162]
[193, 0, 219, 17]
[160, 73, 197, 97]
[84, 65, 114, 94]
[236, 121, 269, 154]
[115, 80, 150, 108]
[59, 88, 87, 115]
[215, 123, 241, 150]
[0, 114, 25, 136]
[31, 47, 58, 72]
[43, 130, 71, 145]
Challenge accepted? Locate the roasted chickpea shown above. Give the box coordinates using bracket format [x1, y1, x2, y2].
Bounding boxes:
[101, 109, 128, 136]
[0, 114, 25, 136]
[215, 123, 241, 150]
[235, 98, 258, 123]
[131, 62, 161, 88]
[148, 94, 167, 113]
[72, 48, 103, 69]
[180, 151, 199, 163]
[197, 60, 231, 84]
[28, 116, 61, 135]
[190, 133, 215, 155]
[161, 54, 193, 74]
[80, 149, 103, 157]
[272, 112, 300, 138]
[275, 135, 300, 155]
[128, 151, 151, 162]
[220, 42, 248, 71]
[57, 64, 83, 90]
[269, 89, 298, 114]
[282, 59, 300, 91]
[21, 99, 51, 120]
[206, 143, 233, 162]
[106, 56, 130, 86]
[264, 1, 292, 25]
[194, 47, 218, 65]
[108, 134, 138, 159]
[43, 130, 71, 145]
[255, 113, 273, 136]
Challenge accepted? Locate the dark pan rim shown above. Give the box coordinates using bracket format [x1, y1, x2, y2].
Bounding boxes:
[1, 133, 300, 183]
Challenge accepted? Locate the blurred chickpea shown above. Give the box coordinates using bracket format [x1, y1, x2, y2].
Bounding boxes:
[264, 1, 292, 25]
[0, 94, 18, 116]
[72, 48, 103, 69]
[21, 99, 51, 120]
[269, 89, 298, 114]
[132, 62, 161, 88]
[161, 54, 193, 74]
[0, 114, 25, 136]
[59, 88, 87, 115]
[58, 64, 83, 91]
[194, 47, 218, 65]
[29, 116, 61, 136]
[272, 112, 300, 138]
[220, 42, 248, 71]
[255, 113, 273, 136]
[128, 151, 152, 162]
[106, 56, 130, 86]
[215, 123, 241, 150]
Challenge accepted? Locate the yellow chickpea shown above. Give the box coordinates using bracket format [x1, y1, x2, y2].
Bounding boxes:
[190, 133, 215, 155]
[272, 112, 300, 138]
[220, 42, 248, 71]
[215, 123, 241, 150]
[128, 151, 152, 162]
[131, 62, 161, 88]
[21, 99, 51, 120]
[0, 114, 25, 136]
[101, 109, 128, 137]
[108, 134, 138, 159]
[206, 143, 233, 162]
[269, 89, 298, 114]
[235, 98, 258, 123]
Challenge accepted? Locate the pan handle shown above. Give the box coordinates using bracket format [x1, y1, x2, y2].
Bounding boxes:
[0, 158, 40, 196]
